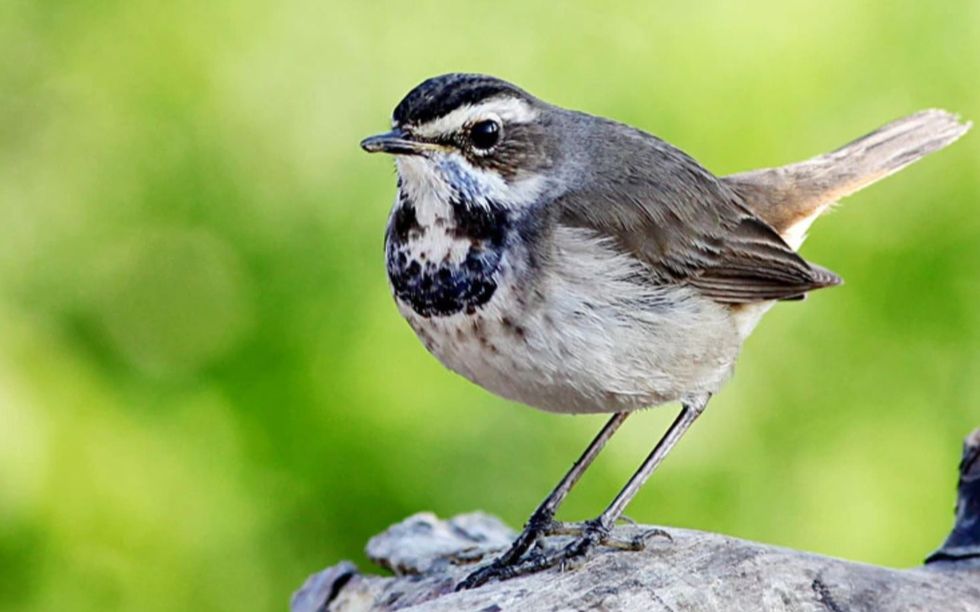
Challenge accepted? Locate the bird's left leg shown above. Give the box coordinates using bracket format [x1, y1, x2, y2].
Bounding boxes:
[495, 394, 711, 579]
[456, 412, 629, 590]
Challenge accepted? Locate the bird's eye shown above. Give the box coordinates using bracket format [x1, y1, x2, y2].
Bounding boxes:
[469, 119, 501, 150]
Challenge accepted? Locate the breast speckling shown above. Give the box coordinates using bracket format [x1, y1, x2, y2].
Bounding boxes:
[384, 168, 511, 319]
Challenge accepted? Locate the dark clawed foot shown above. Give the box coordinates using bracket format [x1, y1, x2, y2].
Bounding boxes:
[546, 519, 671, 551]
[458, 519, 671, 590]
[503, 519, 610, 577]
[455, 512, 557, 591]
[457, 520, 674, 590]
[456, 553, 542, 591]
[456, 561, 503, 592]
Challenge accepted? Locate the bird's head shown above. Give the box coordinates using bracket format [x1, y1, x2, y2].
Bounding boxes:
[361, 74, 565, 210]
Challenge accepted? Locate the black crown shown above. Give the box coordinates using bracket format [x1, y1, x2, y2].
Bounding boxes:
[392, 73, 532, 126]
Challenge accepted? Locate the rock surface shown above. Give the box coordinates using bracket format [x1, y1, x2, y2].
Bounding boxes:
[293, 512, 980, 611]
[294, 428, 980, 611]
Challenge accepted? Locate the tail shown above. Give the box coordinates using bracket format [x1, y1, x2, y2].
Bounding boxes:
[724, 109, 971, 250]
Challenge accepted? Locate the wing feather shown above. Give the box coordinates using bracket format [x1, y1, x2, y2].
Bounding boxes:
[554, 119, 841, 304]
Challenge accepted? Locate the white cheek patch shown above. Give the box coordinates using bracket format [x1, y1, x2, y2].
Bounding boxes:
[412, 97, 539, 139]
[399, 151, 549, 213]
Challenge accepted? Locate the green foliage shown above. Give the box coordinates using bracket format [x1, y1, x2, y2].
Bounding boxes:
[1, 1, 978, 609]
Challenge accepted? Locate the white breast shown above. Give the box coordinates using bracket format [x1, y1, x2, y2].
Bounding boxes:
[399, 226, 742, 414]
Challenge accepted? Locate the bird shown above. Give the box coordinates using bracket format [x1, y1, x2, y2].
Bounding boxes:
[359, 73, 970, 589]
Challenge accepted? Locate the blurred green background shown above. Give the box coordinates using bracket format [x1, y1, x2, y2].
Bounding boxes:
[1, 1, 978, 610]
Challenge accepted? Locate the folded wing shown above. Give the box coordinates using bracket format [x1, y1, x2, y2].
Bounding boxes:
[556, 121, 840, 304]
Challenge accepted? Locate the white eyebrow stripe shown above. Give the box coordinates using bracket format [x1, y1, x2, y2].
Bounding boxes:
[413, 97, 539, 138]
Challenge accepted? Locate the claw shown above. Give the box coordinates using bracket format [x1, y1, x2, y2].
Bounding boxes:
[623, 527, 672, 550]
[456, 520, 674, 590]
[552, 520, 672, 550]
[455, 511, 556, 590]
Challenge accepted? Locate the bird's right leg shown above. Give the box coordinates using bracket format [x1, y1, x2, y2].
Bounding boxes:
[457, 411, 630, 591]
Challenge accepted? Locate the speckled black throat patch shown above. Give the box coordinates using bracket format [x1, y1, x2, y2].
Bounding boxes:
[385, 195, 509, 318]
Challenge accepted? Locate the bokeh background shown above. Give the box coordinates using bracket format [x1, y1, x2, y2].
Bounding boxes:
[1, 1, 978, 610]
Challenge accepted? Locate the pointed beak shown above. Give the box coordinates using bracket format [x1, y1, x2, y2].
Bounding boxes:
[360, 128, 432, 156]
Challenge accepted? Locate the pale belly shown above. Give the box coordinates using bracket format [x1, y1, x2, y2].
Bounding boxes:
[395, 227, 744, 414]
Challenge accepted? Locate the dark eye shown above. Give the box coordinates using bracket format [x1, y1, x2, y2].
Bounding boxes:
[469, 119, 501, 150]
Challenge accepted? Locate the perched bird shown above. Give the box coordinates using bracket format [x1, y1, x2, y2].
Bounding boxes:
[360, 73, 970, 588]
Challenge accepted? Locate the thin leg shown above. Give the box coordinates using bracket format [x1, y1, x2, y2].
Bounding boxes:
[485, 395, 711, 581]
[598, 396, 708, 529]
[457, 411, 630, 590]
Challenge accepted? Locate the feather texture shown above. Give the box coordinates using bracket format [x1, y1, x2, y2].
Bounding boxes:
[724, 109, 971, 248]
[555, 117, 840, 303]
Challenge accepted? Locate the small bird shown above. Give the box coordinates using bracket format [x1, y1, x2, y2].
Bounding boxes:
[360, 73, 970, 588]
